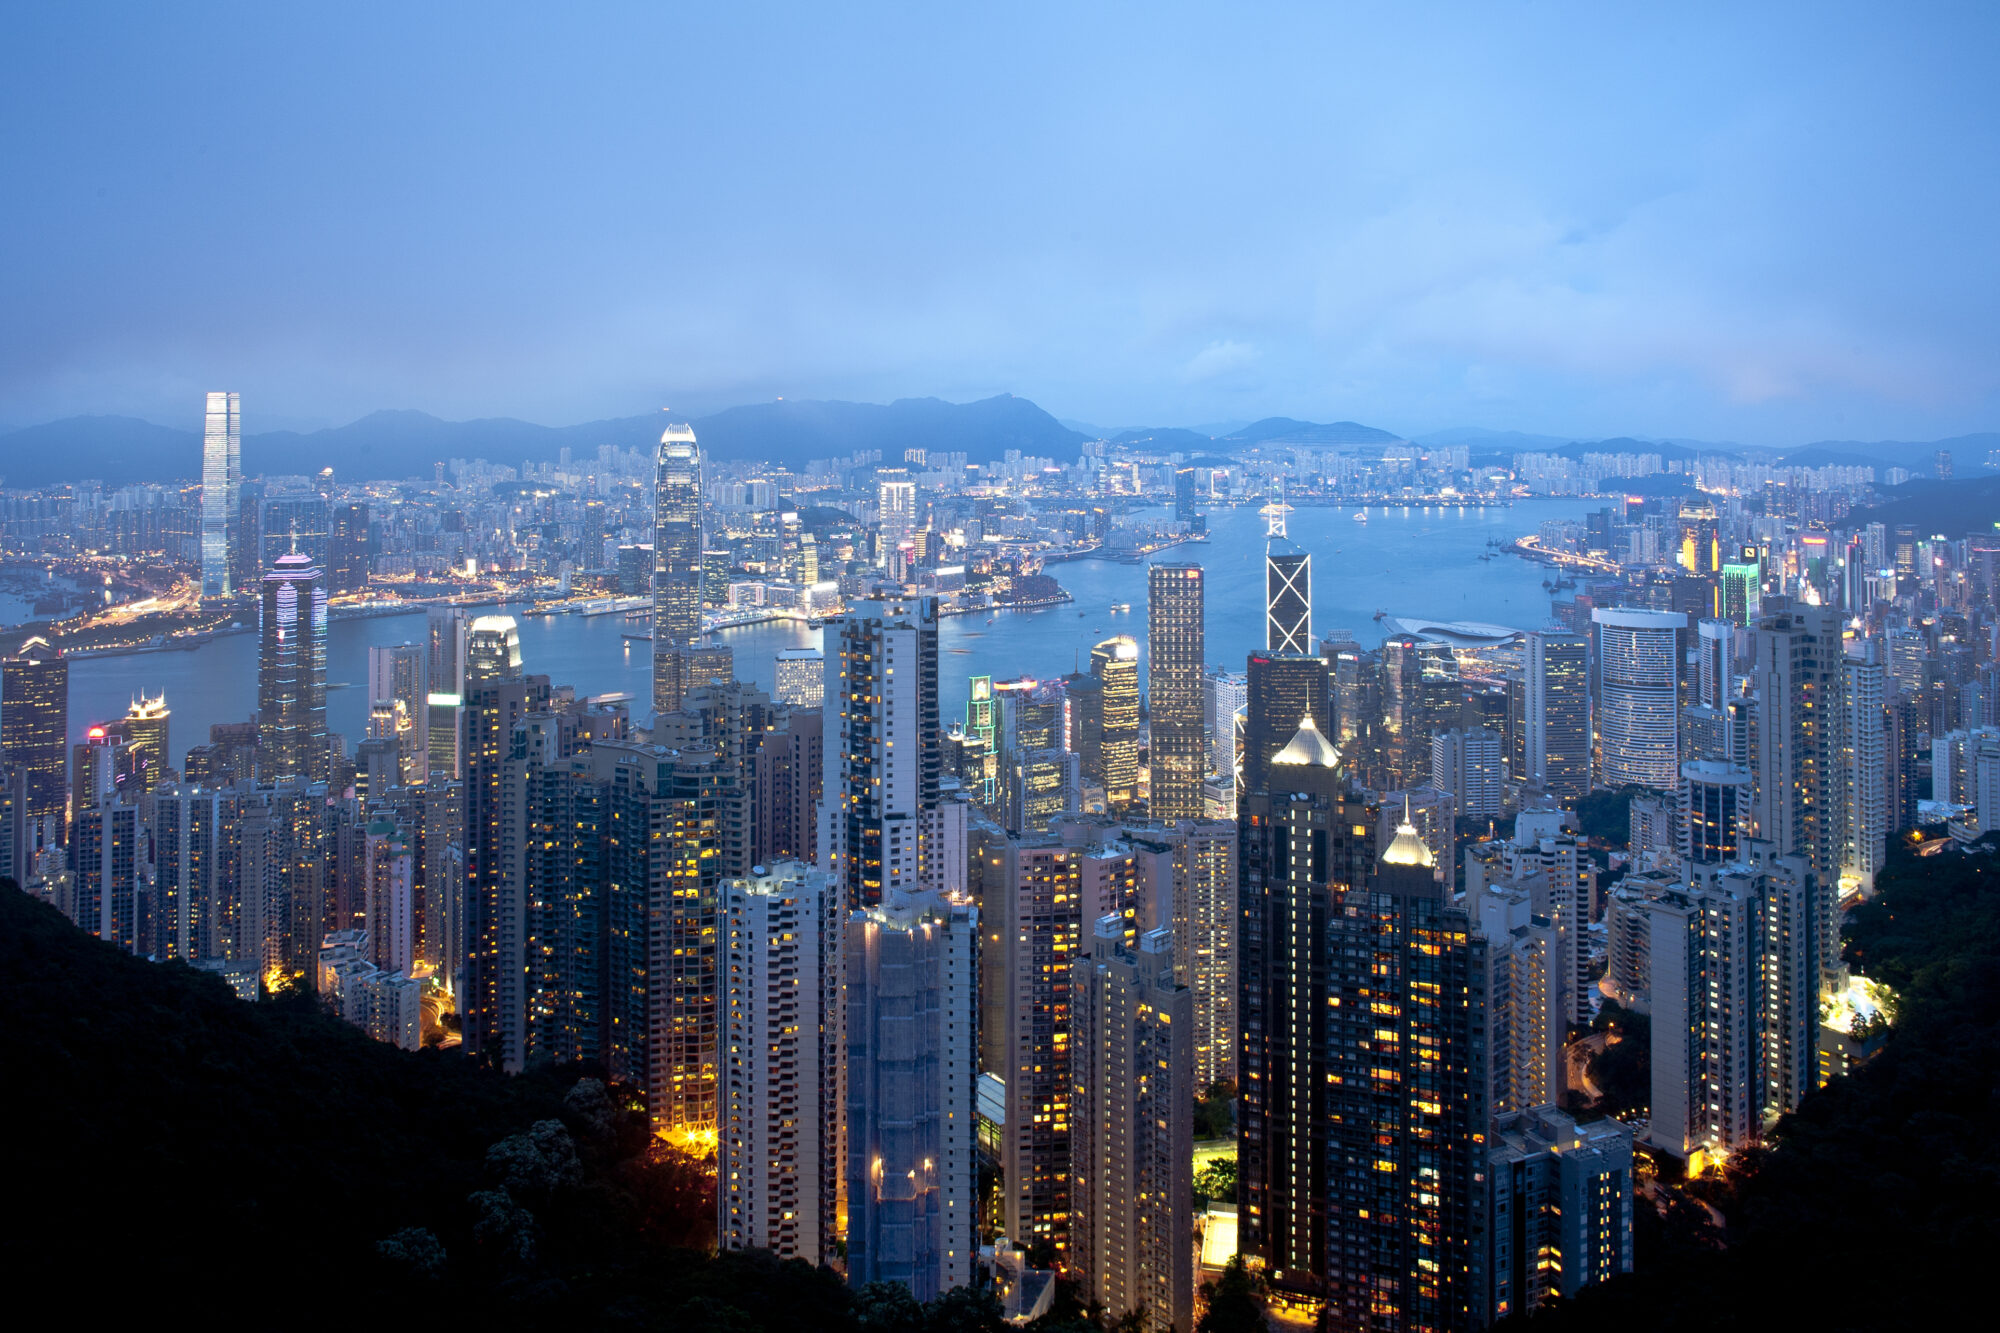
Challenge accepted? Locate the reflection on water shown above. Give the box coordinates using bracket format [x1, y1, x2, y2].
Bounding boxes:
[64, 499, 1600, 768]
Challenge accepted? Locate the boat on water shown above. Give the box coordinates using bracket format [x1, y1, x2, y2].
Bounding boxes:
[1352, 510, 1369, 522]
[1372, 608, 1387, 621]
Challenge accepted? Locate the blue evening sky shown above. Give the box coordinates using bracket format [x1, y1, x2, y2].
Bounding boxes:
[3, 2, 1996, 445]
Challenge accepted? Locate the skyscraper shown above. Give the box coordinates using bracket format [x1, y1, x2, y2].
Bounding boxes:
[1751, 602, 1846, 978]
[1591, 608, 1685, 790]
[1841, 648, 1889, 891]
[200, 391, 241, 598]
[1321, 809, 1488, 1331]
[822, 597, 950, 910]
[328, 501, 371, 594]
[774, 647, 825, 709]
[1265, 496, 1312, 654]
[1147, 563, 1205, 819]
[368, 643, 428, 784]
[1, 637, 68, 852]
[257, 552, 329, 783]
[1242, 651, 1333, 796]
[653, 423, 703, 714]
[1070, 918, 1194, 1333]
[718, 862, 836, 1264]
[877, 473, 917, 567]
[1089, 636, 1140, 808]
[844, 891, 978, 1302]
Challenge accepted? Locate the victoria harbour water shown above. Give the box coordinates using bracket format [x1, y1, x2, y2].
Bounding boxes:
[66, 498, 1602, 768]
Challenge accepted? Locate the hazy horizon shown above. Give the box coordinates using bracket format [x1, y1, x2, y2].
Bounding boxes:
[6, 3, 1998, 448]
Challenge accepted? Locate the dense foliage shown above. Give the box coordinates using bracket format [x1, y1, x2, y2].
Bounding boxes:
[1522, 835, 2000, 1330]
[0, 887, 1005, 1329]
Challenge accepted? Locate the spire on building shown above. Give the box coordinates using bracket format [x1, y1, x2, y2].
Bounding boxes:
[1382, 794, 1434, 867]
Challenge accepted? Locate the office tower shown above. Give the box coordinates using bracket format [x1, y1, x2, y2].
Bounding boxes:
[144, 784, 222, 962]
[1474, 886, 1565, 1116]
[1, 636, 68, 851]
[1592, 608, 1686, 790]
[257, 552, 329, 783]
[719, 862, 835, 1264]
[654, 422, 704, 714]
[1751, 603, 1845, 979]
[1242, 651, 1333, 797]
[1320, 812, 1488, 1332]
[822, 597, 949, 911]
[1841, 649, 1889, 891]
[111, 693, 171, 791]
[1681, 760, 1751, 863]
[328, 502, 370, 593]
[844, 891, 977, 1303]
[1430, 726, 1503, 820]
[1203, 668, 1247, 781]
[1089, 637, 1140, 808]
[1148, 564, 1205, 819]
[1719, 551, 1762, 626]
[1642, 846, 1818, 1161]
[1070, 918, 1193, 1333]
[1886, 628, 1928, 698]
[368, 643, 428, 783]
[1237, 717, 1374, 1302]
[200, 391, 241, 598]
[72, 726, 134, 817]
[1174, 467, 1198, 524]
[260, 495, 332, 570]
[775, 647, 825, 708]
[1011, 747, 1081, 833]
[1265, 499, 1312, 655]
[1487, 1110, 1634, 1324]
[1695, 618, 1733, 709]
[1381, 635, 1460, 788]
[877, 474, 917, 567]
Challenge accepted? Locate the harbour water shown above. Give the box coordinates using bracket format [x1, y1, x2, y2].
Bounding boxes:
[65, 498, 1602, 767]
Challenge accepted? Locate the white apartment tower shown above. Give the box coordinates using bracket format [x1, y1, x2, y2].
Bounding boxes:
[719, 863, 836, 1264]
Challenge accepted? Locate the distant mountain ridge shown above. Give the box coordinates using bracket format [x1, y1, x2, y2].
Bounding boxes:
[0, 397, 1992, 488]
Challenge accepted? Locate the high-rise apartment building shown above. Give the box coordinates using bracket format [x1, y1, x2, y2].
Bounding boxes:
[718, 862, 836, 1264]
[1069, 918, 1193, 1333]
[200, 391, 241, 598]
[774, 647, 825, 709]
[1, 637, 69, 852]
[1592, 608, 1685, 790]
[1474, 885, 1565, 1116]
[653, 423, 704, 714]
[1841, 648, 1889, 890]
[257, 552, 329, 783]
[822, 597, 952, 911]
[1487, 1109, 1634, 1324]
[1681, 760, 1751, 863]
[1320, 814, 1488, 1331]
[843, 891, 977, 1303]
[1751, 602, 1845, 979]
[1147, 564, 1205, 819]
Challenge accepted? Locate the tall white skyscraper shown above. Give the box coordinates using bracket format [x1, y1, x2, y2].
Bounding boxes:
[1591, 608, 1686, 790]
[718, 862, 836, 1264]
[877, 476, 917, 567]
[1841, 646, 1889, 891]
[200, 391, 241, 598]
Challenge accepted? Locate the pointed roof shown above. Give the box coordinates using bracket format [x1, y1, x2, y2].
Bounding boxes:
[1271, 712, 1340, 768]
[1382, 795, 1435, 868]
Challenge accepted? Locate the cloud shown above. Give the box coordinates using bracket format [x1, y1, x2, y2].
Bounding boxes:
[1180, 339, 1260, 384]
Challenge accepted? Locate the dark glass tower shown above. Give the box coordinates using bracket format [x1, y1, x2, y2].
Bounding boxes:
[256, 552, 329, 783]
[0, 636, 69, 850]
[1243, 651, 1332, 797]
[1147, 563, 1205, 819]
